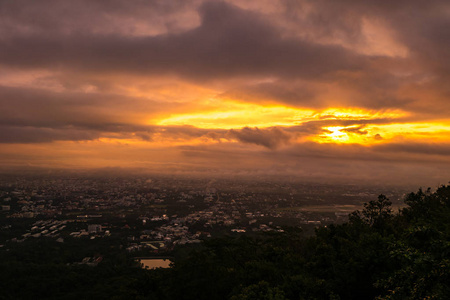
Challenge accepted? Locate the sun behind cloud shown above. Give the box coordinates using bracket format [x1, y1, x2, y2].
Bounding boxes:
[1, 0, 450, 185]
[152, 102, 450, 146]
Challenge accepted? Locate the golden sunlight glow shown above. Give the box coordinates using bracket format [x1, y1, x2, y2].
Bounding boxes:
[151, 101, 450, 146]
[324, 127, 350, 142]
[156, 103, 315, 129]
[312, 122, 450, 144]
[366, 122, 450, 141]
[320, 108, 408, 120]
[155, 102, 408, 130]
[313, 125, 371, 144]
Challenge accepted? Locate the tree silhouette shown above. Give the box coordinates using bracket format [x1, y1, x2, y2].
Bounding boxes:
[358, 194, 393, 228]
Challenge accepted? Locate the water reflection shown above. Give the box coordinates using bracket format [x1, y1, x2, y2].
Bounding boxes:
[137, 258, 172, 269]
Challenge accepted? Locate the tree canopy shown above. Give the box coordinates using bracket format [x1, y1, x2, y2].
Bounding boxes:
[2, 185, 450, 299]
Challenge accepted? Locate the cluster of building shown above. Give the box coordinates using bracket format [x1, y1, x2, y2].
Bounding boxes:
[1, 175, 407, 252]
[15, 219, 68, 242]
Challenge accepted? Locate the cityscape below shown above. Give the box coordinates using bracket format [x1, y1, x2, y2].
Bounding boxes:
[1, 171, 410, 253]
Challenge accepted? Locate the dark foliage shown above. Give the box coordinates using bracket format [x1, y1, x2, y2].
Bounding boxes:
[1, 185, 450, 299]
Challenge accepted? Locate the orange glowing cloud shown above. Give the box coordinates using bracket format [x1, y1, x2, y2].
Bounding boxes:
[0, 0, 449, 185]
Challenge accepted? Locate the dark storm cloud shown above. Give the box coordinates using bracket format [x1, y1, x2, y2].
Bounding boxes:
[0, 1, 365, 81]
[0, 85, 178, 128]
[0, 0, 449, 187]
[0, 84, 175, 143]
[0, 123, 154, 143]
[364, 0, 450, 68]
[220, 72, 415, 110]
[0, 122, 224, 144]
[0, 83, 229, 143]
[221, 80, 319, 107]
[218, 0, 450, 112]
[1, 0, 449, 112]
[0, 0, 200, 37]
[0, 83, 225, 143]
[0, 125, 102, 144]
[228, 127, 292, 149]
[0, 79, 437, 146]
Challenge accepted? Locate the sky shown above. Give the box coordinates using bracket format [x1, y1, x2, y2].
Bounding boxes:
[1, 0, 450, 186]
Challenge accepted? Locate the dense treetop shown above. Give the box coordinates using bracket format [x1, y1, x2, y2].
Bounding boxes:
[2, 185, 450, 299]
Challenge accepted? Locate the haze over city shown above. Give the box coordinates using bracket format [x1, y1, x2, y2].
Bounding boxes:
[1, 0, 450, 186]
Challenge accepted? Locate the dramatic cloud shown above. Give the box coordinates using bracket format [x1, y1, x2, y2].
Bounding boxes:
[0, 0, 449, 186]
[0, 1, 365, 82]
[228, 127, 292, 149]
